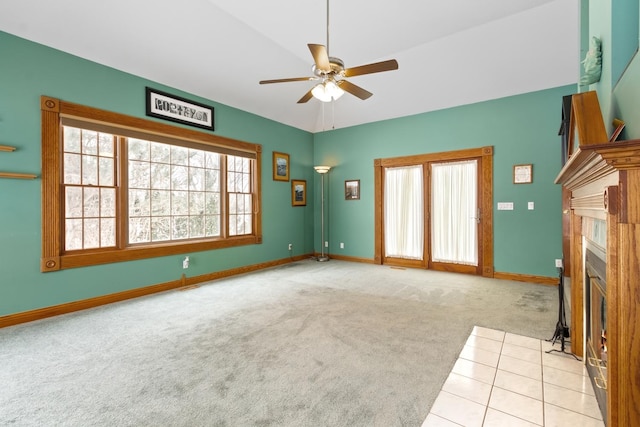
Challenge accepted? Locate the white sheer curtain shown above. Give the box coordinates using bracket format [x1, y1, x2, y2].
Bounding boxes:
[384, 166, 423, 260]
[431, 160, 478, 265]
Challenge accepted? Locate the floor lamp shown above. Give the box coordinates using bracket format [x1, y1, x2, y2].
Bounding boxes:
[314, 165, 331, 262]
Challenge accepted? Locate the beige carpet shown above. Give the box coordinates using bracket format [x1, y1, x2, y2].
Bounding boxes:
[0, 260, 557, 426]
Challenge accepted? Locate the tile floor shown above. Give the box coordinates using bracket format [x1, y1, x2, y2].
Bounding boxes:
[422, 326, 605, 427]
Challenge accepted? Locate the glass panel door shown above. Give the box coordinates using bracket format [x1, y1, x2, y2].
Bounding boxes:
[384, 165, 424, 260]
[430, 159, 478, 266]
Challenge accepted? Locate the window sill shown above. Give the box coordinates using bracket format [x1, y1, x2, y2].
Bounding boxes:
[41, 235, 261, 272]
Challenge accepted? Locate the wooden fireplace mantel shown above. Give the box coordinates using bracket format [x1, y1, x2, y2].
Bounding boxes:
[555, 138, 640, 427]
[556, 139, 640, 187]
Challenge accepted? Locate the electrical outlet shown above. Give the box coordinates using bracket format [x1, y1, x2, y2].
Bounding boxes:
[528, 201, 535, 210]
[183, 256, 190, 269]
[288, 243, 292, 251]
[340, 242, 344, 249]
[324, 241, 328, 248]
[555, 259, 563, 268]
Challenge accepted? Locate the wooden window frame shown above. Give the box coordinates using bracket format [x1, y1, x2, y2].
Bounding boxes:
[41, 96, 262, 272]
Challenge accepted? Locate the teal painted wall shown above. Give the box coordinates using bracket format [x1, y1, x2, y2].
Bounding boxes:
[612, 0, 639, 86]
[582, 0, 640, 139]
[313, 87, 573, 278]
[0, 31, 315, 316]
[8, 4, 630, 318]
[613, 53, 640, 139]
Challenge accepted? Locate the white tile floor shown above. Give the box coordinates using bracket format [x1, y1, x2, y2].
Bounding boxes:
[422, 326, 605, 427]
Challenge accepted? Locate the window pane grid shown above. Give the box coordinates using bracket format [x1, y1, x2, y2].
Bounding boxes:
[62, 126, 117, 251]
[227, 155, 252, 237]
[64, 185, 118, 250]
[128, 140, 222, 243]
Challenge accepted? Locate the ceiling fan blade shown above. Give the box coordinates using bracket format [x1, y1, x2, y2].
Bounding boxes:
[308, 44, 331, 72]
[337, 80, 373, 100]
[343, 59, 399, 77]
[259, 77, 316, 84]
[297, 90, 314, 104]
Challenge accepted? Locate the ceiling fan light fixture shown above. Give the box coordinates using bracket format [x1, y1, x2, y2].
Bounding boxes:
[258, 0, 397, 104]
[326, 80, 344, 100]
[311, 79, 344, 102]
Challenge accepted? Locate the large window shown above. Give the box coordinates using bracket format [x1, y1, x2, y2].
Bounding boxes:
[41, 96, 262, 272]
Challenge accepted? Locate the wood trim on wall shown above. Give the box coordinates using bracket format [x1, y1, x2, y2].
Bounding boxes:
[41, 97, 62, 271]
[480, 146, 494, 277]
[493, 272, 558, 286]
[1, 256, 557, 330]
[325, 254, 375, 264]
[373, 159, 383, 265]
[0, 254, 312, 329]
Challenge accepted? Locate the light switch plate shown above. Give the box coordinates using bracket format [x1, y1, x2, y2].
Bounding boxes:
[528, 201, 535, 210]
[497, 202, 514, 210]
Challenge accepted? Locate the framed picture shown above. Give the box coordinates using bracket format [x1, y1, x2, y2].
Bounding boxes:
[273, 152, 290, 181]
[609, 119, 625, 142]
[345, 179, 360, 200]
[145, 87, 214, 131]
[513, 164, 533, 184]
[291, 179, 306, 206]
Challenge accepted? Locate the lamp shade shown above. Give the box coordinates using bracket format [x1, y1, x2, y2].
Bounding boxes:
[314, 165, 332, 174]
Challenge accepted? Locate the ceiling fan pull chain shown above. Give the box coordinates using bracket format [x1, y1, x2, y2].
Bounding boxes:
[326, 0, 330, 55]
[332, 99, 335, 130]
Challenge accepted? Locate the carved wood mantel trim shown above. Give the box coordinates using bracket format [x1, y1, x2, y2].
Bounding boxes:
[556, 139, 640, 190]
[555, 138, 640, 427]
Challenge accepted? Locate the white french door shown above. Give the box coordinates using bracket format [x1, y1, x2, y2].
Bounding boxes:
[379, 153, 486, 275]
[383, 165, 424, 260]
[430, 159, 478, 267]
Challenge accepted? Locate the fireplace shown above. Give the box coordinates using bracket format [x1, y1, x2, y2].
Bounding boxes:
[585, 244, 607, 423]
[555, 96, 640, 426]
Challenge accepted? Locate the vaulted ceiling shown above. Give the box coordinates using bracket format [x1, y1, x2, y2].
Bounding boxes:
[1, 0, 579, 133]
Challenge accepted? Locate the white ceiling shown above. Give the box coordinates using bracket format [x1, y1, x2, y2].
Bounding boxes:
[1, 0, 579, 133]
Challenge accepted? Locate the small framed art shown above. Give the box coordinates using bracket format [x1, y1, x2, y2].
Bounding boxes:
[513, 164, 533, 184]
[273, 152, 290, 181]
[291, 179, 306, 206]
[345, 179, 360, 200]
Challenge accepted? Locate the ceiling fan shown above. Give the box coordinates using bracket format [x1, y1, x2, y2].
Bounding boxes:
[258, 0, 398, 104]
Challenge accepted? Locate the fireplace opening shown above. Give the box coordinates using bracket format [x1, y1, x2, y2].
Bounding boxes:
[585, 247, 607, 423]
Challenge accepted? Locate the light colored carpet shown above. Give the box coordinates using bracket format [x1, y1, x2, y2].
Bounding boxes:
[0, 260, 558, 426]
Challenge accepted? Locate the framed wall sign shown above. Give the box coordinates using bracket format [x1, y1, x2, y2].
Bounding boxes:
[145, 87, 214, 131]
[513, 164, 533, 184]
[273, 152, 290, 181]
[345, 179, 360, 200]
[291, 179, 306, 206]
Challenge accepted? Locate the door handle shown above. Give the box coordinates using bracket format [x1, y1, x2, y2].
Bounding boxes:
[471, 208, 481, 224]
